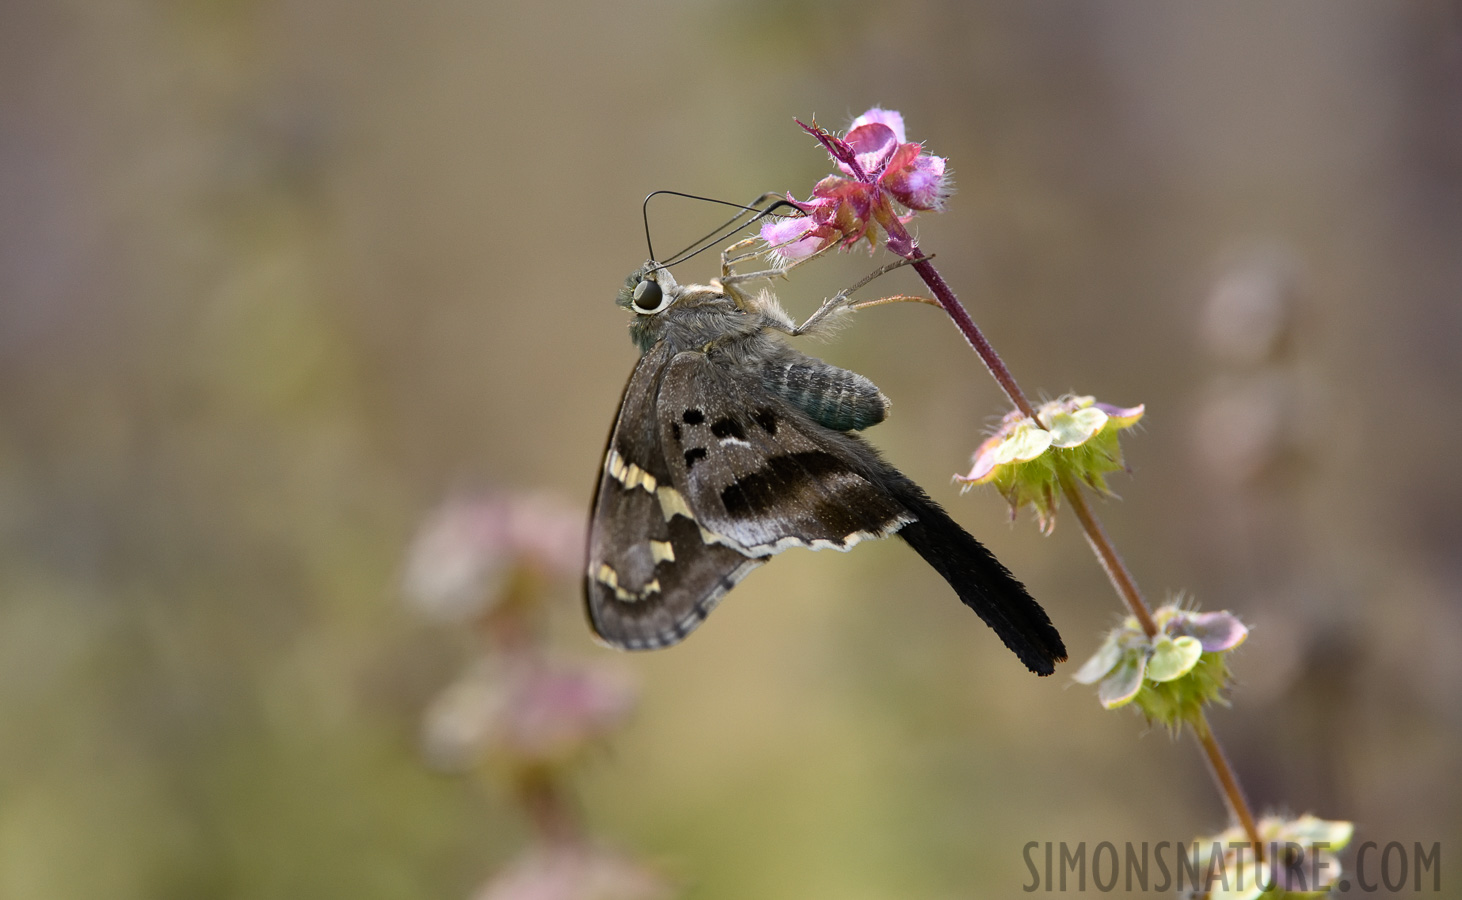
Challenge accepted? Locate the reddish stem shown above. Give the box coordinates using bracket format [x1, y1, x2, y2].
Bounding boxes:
[1195, 713, 1265, 864]
[879, 219, 1040, 422]
[883, 220, 1261, 851]
[479, 571, 587, 850]
[792, 115, 1264, 854]
[1058, 472, 1159, 637]
[911, 255, 1040, 422]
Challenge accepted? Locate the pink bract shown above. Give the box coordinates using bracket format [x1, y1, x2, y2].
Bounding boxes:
[761, 108, 951, 262]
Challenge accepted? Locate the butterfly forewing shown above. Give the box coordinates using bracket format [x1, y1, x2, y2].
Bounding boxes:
[586, 344, 766, 650]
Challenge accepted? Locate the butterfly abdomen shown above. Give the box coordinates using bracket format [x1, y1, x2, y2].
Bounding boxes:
[760, 359, 888, 432]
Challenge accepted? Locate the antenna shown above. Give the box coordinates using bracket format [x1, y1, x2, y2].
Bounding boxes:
[641, 191, 802, 273]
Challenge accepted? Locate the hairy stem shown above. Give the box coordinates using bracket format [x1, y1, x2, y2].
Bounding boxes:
[1195, 712, 1265, 863]
[1057, 472, 1159, 637]
[876, 219, 1038, 420]
[911, 255, 1040, 421]
[893, 234, 1263, 851]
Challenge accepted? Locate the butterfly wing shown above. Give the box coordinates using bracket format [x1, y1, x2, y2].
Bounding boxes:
[656, 350, 914, 556]
[585, 343, 766, 650]
[657, 348, 1067, 675]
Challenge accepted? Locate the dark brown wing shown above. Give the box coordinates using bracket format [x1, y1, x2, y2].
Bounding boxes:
[657, 350, 913, 556]
[656, 348, 1066, 675]
[585, 344, 765, 650]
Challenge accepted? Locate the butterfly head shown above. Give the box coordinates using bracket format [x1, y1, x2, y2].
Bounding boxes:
[617, 261, 748, 355]
[613, 262, 673, 352]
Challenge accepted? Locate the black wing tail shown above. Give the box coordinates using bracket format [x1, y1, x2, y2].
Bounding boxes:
[888, 479, 1066, 676]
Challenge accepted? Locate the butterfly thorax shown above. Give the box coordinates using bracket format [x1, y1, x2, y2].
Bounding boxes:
[614, 261, 892, 433]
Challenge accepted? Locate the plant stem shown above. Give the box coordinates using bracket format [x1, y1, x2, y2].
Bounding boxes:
[1057, 471, 1159, 637]
[908, 254, 1040, 422]
[798, 113, 1270, 861]
[1195, 712, 1265, 864]
[479, 571, 586, 850]
[516, 769, 584, 848]
[900, 244, 1263, 852]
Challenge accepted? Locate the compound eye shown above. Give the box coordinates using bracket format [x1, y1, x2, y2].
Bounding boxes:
[631, 278, 667, 314]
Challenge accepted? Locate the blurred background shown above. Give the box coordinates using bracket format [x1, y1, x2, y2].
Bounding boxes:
[2, 1, 1460, 897]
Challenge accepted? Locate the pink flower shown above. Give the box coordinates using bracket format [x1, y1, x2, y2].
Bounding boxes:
[759, 108, 952, 263]
[423, 658, 638, 770]
[476, 844, 673, 900]
[404, 492, 586, 623]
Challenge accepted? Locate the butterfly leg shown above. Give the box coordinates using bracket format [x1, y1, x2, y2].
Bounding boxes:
[783, 256, 929, 337]
[720, 237, 840, 287]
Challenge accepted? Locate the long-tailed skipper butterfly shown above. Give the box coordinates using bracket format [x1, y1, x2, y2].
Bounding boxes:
[585, 197, 1065, 675]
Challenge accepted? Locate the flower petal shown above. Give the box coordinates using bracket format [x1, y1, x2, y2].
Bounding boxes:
[759, 212, 843, 263]
[841, 122, 899, 176]
[759, 215, 815, 247]
[810, 174, 857, 200]
[1094, 402, 1145, 428]
[403, 510, 508, 623]
[1279, 814, 1355, 849]
[960, 451, 997, 484]
[775, 234, 832, 262]
[1002, 423, 1054, 463]
[1181, 610, 1249, 652]
[1098, 651, 1147, 708]
[1145, 635, 1203, 682]
[1072, 635, 1125, 684]
[1045, 406, 1109, 448]
[885, 150, 950, 211]
[850, 107, 906, 143]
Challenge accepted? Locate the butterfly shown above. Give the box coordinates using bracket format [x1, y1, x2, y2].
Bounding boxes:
[584, 248, 1066, 675]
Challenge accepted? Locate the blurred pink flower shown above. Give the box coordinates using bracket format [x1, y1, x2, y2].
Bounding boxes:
[404, 492, 585, 622]
[476, 844, 673, 900]
[760, 108, 952, 263]
[424, 658, 637, 770]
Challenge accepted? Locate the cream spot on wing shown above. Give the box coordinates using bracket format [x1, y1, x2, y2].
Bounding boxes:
[606, 449, 657, 493]
[615, 577, 660, 603]
[595, 563, 619, 589]
[656, 486, 694, 521]
[649, 540, 675, 563]
[597, 560, 663, 603]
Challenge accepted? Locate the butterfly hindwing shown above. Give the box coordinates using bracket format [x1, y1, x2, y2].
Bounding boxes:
[657, 350, 914, 556]
[586, 343, 766, 650]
